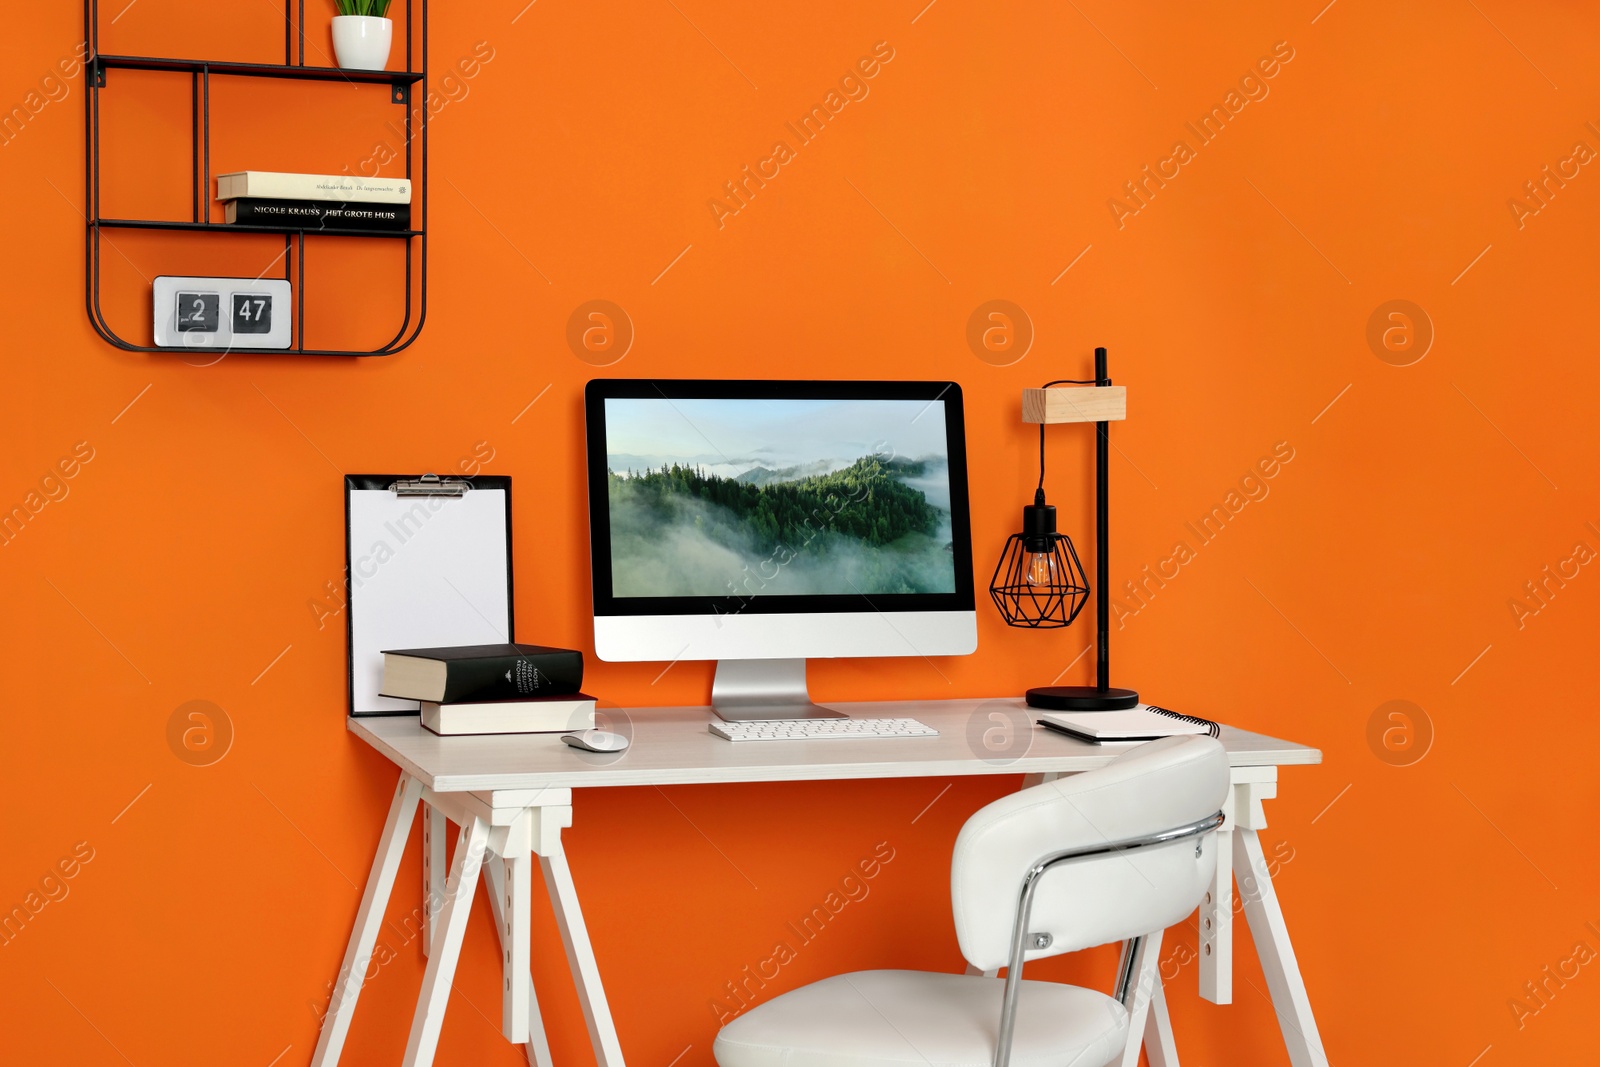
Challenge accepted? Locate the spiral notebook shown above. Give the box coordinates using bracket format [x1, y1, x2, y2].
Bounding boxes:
[1036, 705, 1220, 744]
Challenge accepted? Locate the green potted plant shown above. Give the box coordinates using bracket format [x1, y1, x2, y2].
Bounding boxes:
[331, 0, 393, 71]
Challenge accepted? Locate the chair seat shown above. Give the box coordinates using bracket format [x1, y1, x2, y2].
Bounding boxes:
[713, 969, 1129, 1067]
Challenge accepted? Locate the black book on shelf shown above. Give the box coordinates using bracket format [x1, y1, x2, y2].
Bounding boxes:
[224, 198, 411, 230]
[380, 643, 583, 704]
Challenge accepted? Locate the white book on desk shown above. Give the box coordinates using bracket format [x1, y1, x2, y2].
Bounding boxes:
[420, 694, 597, 736]
[1036, 705, 1220, 744]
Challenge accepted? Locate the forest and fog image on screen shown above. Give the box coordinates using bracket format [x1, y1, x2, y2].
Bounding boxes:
[605, 398, 956, 597]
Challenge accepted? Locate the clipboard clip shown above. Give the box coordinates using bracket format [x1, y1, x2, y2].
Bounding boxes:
[391, 474, 471, 497]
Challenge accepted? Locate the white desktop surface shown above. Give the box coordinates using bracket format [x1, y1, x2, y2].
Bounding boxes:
[348, 697, 1321, 793]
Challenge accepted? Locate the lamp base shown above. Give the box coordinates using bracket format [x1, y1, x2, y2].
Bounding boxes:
[1025, 685, 1140, 711]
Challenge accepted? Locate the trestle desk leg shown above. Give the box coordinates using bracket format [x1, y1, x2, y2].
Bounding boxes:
[488, 850, 553, 1066]
[421, 801, 446, 958]
[1144, 975, 1180, 1067]
[540, 838, 626, 1067]
[1235, 828, 1329, 1067]
[1198, 818, 1233, 1004]
[402, 815, 490, 1066]
[311, 774, 423, 1067]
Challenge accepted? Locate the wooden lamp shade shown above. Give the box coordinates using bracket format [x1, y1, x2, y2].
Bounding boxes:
[1021, 385, 1127, 425]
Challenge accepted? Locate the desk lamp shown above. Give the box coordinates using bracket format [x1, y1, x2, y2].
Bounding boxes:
[989, 347, 1139, 711]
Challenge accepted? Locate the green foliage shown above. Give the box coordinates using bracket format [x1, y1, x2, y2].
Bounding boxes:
[610, 456, 941, 554]
[335, 0, 392, 17]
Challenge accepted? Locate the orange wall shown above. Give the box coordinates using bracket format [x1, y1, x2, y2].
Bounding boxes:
[3, 1, 1598, 1064]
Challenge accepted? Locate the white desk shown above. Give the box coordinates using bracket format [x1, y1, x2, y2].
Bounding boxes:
[311, 699, 1329, 1067]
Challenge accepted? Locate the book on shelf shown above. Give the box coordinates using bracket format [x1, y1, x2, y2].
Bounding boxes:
[225, 198, 410, 230]
[381, 642, 584, 704]
[420, 693, 598, 736]
[1035, 705, 1220, 745]
[216, 171, 411, 204]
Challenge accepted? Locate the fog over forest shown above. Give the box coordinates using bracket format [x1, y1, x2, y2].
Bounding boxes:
[603, 397, 956, 597]
[607, 456, 955, 597]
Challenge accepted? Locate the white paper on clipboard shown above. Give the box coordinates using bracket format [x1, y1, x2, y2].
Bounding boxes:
[344, 474, 514, 716]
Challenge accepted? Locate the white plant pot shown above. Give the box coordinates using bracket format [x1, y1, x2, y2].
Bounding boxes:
[332, 16, 393, 71]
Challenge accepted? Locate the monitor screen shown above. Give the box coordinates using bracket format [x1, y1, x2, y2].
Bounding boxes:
[585, 380, 975, 620]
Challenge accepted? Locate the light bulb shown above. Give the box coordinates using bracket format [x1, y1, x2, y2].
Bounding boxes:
[1024, 549, 1058, 587]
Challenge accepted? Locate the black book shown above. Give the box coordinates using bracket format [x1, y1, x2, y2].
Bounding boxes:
[225, 198, 411, 231]
[380, 643, 583, 704]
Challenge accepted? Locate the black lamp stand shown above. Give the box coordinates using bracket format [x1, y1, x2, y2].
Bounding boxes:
[1023, 347, 1140, 711]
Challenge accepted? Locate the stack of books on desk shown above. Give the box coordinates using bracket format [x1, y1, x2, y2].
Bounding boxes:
[380, 642, 594, 736]
[217, 170, 413, 232]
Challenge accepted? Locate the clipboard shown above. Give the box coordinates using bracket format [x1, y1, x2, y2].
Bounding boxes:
[344, 474, 515, 717]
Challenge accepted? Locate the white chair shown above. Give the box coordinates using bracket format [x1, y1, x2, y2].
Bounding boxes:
[713, 734, 1230, 1067]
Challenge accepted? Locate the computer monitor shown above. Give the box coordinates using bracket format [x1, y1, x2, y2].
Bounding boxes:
[584, 379, 977, 721]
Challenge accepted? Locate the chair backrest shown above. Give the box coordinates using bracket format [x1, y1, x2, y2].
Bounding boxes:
[950, 735, 1229, 972]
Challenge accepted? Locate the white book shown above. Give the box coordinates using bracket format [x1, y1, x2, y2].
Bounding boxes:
[1035, 704, 1219, 744]
[216, 171, 412, 204]
[419, 694, 596, 736]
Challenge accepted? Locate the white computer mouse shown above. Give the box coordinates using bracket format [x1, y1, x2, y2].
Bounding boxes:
[561, 730, 630, 753]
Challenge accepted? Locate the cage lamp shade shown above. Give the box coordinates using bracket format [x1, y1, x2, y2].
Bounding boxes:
[993, 348, 1140, 711]
[988, 490, 1090, 628]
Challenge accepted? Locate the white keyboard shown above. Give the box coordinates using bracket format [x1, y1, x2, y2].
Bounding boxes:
[710, 717, 939, 742]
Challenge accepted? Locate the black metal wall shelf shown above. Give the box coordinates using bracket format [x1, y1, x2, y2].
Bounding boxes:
[97, 218, 425, 240]
[93, 54, 426, 89]
[84, 0, 429, 357]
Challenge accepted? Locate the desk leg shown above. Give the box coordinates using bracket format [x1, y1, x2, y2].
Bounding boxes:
[487, 851, 552, 1066]
[1143, 975, 1180, 1067]
[1198, 821, 1233, 1005]
[403, 815, 490, 1067]
[1201, 768, 1278, 1006]
[311, 774, 422, 1067]
[541, 844, 626, 1067]
[421, 802, 446, 959]
[1235, 829, 1329, 1067]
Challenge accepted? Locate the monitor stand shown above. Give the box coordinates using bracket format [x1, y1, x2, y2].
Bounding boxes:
[711, 659, 847, 722]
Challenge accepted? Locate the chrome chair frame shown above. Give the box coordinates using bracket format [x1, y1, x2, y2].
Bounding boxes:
[992, 809, 1227, 1067]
